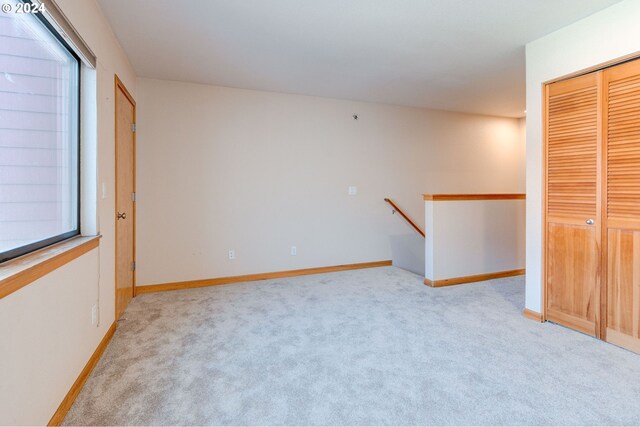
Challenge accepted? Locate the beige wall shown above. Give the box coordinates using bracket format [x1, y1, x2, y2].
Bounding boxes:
[0, 0, 136, 424]
[525, 0, 640, 313]
[425, 199, 526, 281]
[136, 78, 525, 286]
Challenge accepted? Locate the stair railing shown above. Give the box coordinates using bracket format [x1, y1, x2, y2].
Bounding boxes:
[384, 198, 425, 238]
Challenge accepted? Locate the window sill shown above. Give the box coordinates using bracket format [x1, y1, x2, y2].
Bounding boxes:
[0, 235, 101, 299]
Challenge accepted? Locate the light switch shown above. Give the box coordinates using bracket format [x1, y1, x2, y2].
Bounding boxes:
[348, 186, 357, 195]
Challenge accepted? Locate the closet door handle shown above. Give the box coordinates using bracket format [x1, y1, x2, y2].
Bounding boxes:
[585, 219, 594, 225]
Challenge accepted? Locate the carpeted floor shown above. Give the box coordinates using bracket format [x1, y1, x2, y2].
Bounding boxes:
[63, 266, 640, 426]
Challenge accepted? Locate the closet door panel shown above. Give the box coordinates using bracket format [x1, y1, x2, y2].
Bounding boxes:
[547, 223, 598, 334]
[545, 72, 600, 336]
[605, 58, 640, 352]
[607, 229, 640, 352]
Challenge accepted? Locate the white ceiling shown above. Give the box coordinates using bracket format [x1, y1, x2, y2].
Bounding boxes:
[98, 0, 621, 117]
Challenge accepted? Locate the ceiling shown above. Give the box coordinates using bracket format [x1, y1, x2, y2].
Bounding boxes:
[97, 0, 621, 117]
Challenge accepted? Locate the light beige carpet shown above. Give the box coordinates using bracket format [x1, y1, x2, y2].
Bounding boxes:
[64, 267, 640, 425]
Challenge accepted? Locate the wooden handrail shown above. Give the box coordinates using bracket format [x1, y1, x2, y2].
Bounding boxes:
[423, 193, 525, 201]
[384, 198, 425, 238]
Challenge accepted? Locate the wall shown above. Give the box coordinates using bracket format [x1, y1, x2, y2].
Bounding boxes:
[0, 0, 136, 424]
[136, 78, 526, 286]
[525, 0, 640, 313]
[425, 199, 526, 281]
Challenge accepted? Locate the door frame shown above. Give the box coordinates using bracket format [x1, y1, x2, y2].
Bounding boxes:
[114, 74, 136, 317]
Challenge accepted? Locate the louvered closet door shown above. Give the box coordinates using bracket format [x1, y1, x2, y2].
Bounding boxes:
[604, 58, 640, 353]
[545, 72, 601, 336]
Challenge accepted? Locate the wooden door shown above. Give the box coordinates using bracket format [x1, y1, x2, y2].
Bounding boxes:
[115, 76, 136, 320]
[603, 58, 640, 353]
[545, 72, 601, 336]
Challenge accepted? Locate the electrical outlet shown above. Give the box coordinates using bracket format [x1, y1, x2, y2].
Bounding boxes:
[91, 304, 98, 326]
[228, 249, 235, 260]
[291, 246, 297, 256]
[348, 186, 357, 195]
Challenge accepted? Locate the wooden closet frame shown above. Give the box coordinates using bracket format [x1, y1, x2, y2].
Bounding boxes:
[541, 51, 640, 338]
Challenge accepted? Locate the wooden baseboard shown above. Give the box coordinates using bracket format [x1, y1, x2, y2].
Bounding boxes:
[136, 260, 393, 295]
[424, 268, 525, 287]
[48, 322, 116, 426]
[522, 308, 543, 323]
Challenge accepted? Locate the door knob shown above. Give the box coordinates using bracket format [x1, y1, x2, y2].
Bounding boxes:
[117, 212, 127, 220]
[585, 219, 594, 225]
